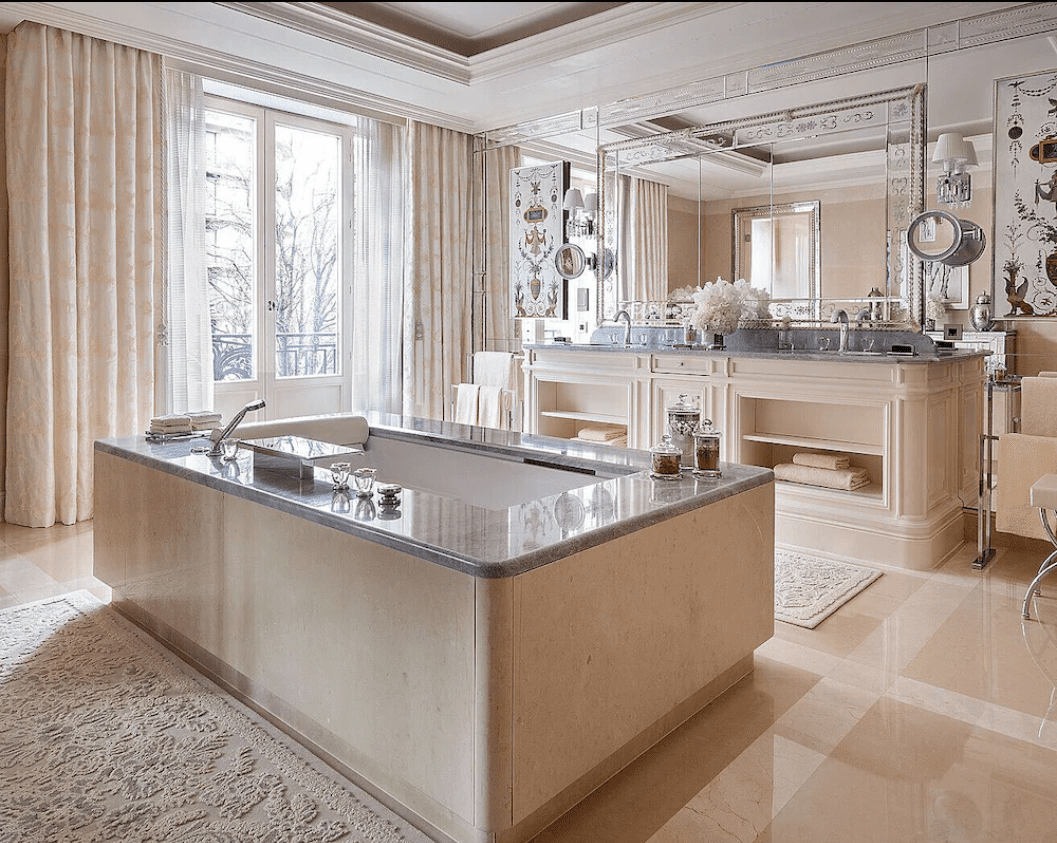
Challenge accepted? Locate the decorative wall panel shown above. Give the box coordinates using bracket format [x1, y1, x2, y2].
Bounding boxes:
[510, 161, 569, 319]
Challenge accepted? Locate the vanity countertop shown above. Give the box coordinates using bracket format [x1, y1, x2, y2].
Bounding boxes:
[524, 342, 989, 364]
[95, 413, 772, 580]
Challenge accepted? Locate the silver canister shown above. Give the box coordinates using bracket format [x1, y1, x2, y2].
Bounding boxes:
[666, 393, 701, 468]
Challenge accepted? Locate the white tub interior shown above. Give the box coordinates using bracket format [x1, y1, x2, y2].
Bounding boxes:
[356, 435, 627, 511]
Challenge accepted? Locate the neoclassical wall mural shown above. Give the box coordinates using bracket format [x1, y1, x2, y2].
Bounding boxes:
[510, 161, 569, 319]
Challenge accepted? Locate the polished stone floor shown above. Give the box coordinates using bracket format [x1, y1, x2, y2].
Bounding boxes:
[2, 520, 1055, 843]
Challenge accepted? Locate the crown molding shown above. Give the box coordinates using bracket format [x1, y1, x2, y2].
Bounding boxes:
[2, 1, 476, 133]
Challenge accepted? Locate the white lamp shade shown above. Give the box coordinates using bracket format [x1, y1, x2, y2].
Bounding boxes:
[562, 187, 584, 210]
[961, 140, 978, 167]
[583, 191, 598, 213]
[932, 132, 970, 166]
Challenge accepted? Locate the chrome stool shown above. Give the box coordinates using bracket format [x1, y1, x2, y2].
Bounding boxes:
[1023, 474, 1057, 620]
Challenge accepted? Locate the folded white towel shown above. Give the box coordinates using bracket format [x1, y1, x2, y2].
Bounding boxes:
[149, 414, 192, 433]
[474, 352, 517, 390]
[573, 434, 627, 448]
[477, 385, 504, 429]
[454, 383, 479, 425]
[792, 452, 850, 470]
[774, 462, 870, 491]
[186, 410, 223, 431]
[577, 425, 628, 442]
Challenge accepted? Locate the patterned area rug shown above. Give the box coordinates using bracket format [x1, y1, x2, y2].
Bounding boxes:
[0, 591, 435, 843]
[774, 549, 883, 629]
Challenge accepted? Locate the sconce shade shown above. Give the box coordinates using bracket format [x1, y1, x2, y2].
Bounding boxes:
[583, 191, 598, 213]
[932, 133, 973, 169]
[563, 187, 584, 210]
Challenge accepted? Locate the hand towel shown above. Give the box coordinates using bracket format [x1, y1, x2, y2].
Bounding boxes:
[774, 462, 870, 491]
[577, 425, 628, 442]
[454, 383, 479, 426]
[473, 352, 516, 390]
[792, 452, 850, 470]
[186, 410, 223, 431]
[477, 385, 504, 429]
[149, 414, 192, 434]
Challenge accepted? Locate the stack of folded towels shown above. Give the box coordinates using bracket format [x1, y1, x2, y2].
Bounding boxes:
[148, 410, 223, 436]
[573, 424, 628, 448]
[773, 451, 870, 491]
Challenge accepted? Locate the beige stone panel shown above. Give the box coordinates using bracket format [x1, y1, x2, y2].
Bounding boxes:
[221, 496, 478, 823]
[510, 483, 775, 822]
[1003, 318, 1057, 376]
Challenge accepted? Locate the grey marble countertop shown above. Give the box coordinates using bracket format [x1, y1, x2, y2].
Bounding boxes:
[96, 413, 772, 579]
[524, 342, 988, 364]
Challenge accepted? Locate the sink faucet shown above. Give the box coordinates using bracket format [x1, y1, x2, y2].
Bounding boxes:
[614, 309, 632, 346]
[208, 398, 266, 455]
[830, 308, 849, 352]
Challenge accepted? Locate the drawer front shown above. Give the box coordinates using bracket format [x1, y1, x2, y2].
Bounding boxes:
[652, 354, 719, 375]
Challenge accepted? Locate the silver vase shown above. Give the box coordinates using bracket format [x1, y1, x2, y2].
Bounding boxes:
[970, 292, 995, 332]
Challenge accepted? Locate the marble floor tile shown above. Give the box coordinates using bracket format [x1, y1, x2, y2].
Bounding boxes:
[4, 520, 1057, 843]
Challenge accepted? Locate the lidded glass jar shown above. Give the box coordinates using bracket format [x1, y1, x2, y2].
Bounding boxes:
[692, 419, 723, 477]
[666, 393, 701, 468]
[650, 433, 683, 480]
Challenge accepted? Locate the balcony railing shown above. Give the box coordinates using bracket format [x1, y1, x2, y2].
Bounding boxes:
[212, 332, 338, 380]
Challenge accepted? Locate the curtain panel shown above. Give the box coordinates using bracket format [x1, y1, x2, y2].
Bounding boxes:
[483, 144, 521, 352]
[404, 122, 474, 421]
[5, 22, 160, 527]
[619, 175, 669, 304]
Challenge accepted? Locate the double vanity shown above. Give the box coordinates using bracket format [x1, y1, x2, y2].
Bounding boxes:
[94, 414, 774, 843]
[524, 334, 986, 571]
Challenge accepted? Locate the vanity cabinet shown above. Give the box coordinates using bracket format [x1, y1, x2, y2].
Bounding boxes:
[524, 345, 985, 570]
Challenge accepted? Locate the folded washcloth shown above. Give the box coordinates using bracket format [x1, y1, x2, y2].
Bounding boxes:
[577, 425, 627, 442]
[774, 462, 870, 491]
[792, 452, 850, 470]
[186, 410, 223, 431]
[149, 414, 192, 434]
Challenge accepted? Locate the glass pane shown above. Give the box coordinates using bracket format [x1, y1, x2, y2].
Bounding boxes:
[205, 110, 256, 381]
[274, 124, 340, 378]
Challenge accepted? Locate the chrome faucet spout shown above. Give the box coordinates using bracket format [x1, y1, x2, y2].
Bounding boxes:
[614, 309, 633, 346]
[831, 308, 849, 352]
[209, 398, 266, 455]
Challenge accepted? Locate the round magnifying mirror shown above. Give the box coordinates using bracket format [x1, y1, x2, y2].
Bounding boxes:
[907, 210, 987, 267]
[555, 243, 590, 279]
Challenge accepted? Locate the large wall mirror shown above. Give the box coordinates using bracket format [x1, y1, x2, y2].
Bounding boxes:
[595, 85, 926, 326]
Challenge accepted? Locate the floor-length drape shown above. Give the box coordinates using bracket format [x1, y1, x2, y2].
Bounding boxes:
[351, 117, 406, 416]
[404, 122, 473, 420]
[163, 67, 213, 414]
[619, 175, 669, 304]
[483, 144, 521, 352]
[5, 22, 160, 527]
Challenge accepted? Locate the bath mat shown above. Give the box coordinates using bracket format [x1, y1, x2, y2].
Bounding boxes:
[774, 549, 883, 628]
[0, 591, 434, 843]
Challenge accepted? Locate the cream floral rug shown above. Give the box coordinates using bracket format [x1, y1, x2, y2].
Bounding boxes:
[0, 591, 435, 843]
[774, 549, 883, 629]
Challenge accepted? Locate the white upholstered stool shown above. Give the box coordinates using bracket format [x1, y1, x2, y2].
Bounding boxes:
[1023, 473, 1057, 620]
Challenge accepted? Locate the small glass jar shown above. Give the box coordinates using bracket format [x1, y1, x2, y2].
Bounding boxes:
[692, 419, 723, 477]
[666, 393, 701, 468]
[650, 433, 684, 480]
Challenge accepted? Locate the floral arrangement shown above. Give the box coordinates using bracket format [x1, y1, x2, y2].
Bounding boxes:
[688, 277, 771, 336]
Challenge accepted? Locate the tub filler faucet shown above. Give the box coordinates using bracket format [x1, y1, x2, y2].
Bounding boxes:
[208, 398, 266, 456]
[614, 309, 632, 346]
[831, 308, 849, 352]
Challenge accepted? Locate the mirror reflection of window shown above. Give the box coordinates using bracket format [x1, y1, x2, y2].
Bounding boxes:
[734, 201, 820, 302]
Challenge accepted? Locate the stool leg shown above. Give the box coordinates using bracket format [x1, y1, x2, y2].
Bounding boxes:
[1022, 551, 1057, 619]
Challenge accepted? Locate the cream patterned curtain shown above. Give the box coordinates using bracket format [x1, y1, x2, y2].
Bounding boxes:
[483, 144, 521, 352]
[404, 122, 474, 420]
[5, 23, 160, 527]
[619, 175, 669, 303]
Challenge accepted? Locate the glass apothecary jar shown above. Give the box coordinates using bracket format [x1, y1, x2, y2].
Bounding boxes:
[666, 393, 701, 468]
[692, 419, 722, 477]
[650, 433, 683, 480]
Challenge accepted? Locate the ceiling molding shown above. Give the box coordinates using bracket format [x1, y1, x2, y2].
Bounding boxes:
[2, 1, 476, 133]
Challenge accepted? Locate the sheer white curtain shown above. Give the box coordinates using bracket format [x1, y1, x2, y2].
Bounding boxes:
[162, 68, 213, 413]
[404, 122, 474, 420]
[483, 144, 522, 352]
[619, 175, 669, 303]
[5, 22, 160, 527]
[351, 118, 406, 415]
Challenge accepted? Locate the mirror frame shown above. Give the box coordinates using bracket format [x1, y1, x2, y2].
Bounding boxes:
[595, 85, 926, 328]
[733, 200, 821, 311]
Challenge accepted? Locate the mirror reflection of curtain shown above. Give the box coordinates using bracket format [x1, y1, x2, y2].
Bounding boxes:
[404, 121, 474, 421]
[5, 22, 161, 527]
[749, 214, 814, 299]
[351, 118, 406, 416]
[484, 145, 521, 351]
[618, 175, 669, 303]
[163, 68, 214, 415]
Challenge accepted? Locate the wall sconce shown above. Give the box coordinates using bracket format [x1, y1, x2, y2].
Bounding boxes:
[932, 132, 977, 207]
[563, 187, 596, 239]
